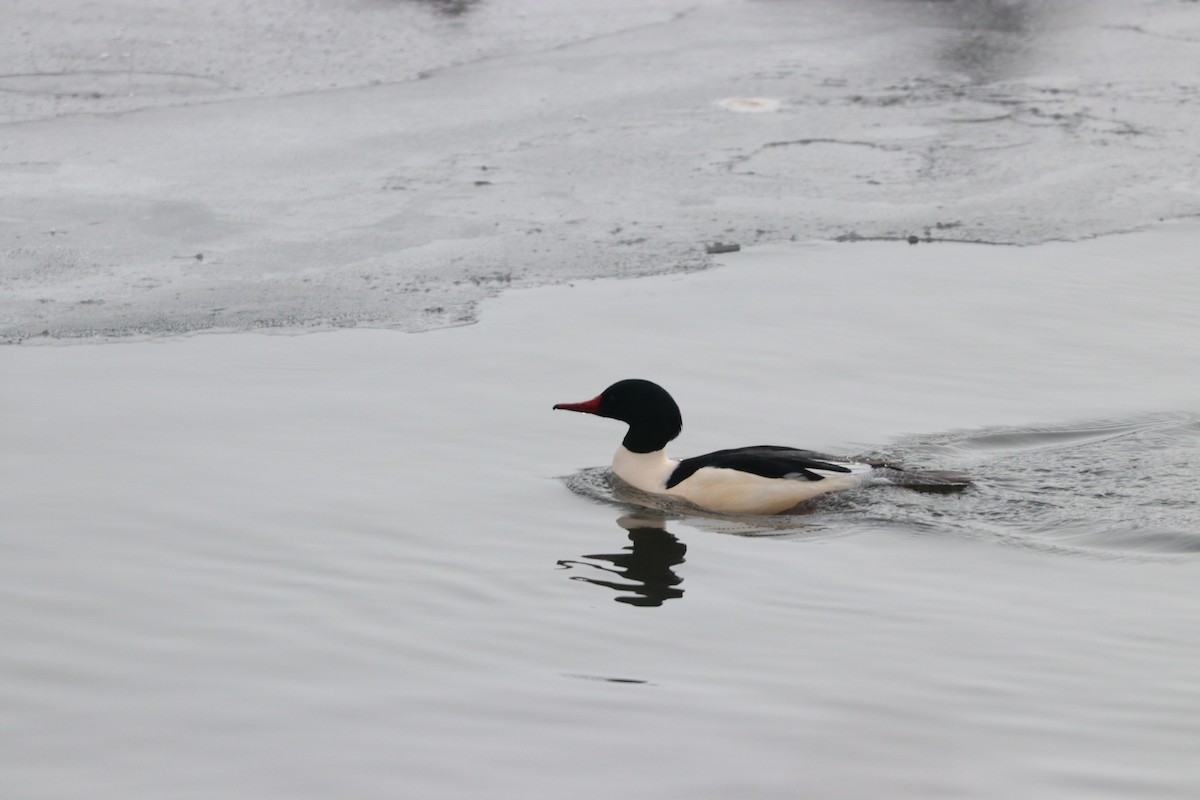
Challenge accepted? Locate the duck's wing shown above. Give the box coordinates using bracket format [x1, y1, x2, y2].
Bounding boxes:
[666, 445, 853, 489]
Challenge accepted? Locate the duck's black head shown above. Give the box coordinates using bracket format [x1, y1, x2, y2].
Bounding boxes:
[554, 378, 683, 453]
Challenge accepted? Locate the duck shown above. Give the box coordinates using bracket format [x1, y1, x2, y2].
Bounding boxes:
[554, 378, 969, 515]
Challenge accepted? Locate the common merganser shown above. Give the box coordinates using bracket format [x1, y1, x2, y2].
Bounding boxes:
[554, 379, 969, 515]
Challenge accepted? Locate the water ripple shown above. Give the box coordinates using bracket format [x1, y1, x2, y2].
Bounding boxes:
[561, 413, 1200, 558]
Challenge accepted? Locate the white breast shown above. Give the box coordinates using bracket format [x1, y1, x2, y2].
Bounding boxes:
[612, 446, 678, 493]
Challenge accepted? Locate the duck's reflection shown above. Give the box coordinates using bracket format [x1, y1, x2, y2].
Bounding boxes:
[558, 514, 686, 606]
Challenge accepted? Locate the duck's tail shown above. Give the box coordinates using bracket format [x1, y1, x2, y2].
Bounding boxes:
[865, 460, 973, 493]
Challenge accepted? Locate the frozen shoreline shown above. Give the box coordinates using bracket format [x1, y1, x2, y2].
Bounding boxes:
[6, 0, 1200, 342]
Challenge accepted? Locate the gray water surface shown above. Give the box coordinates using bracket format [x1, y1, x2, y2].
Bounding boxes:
[3, 234, 1198, 799]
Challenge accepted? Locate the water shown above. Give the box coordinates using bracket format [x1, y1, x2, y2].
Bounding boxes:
[564, 412, 1200, 553]
[561, 412, 1193, 540]
[3, 231, 1199, 798]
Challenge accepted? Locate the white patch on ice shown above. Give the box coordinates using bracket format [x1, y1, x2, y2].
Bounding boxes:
[716, 96, 782, 113]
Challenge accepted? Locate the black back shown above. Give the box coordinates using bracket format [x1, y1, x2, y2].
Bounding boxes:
[666, 445, 852, 489]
